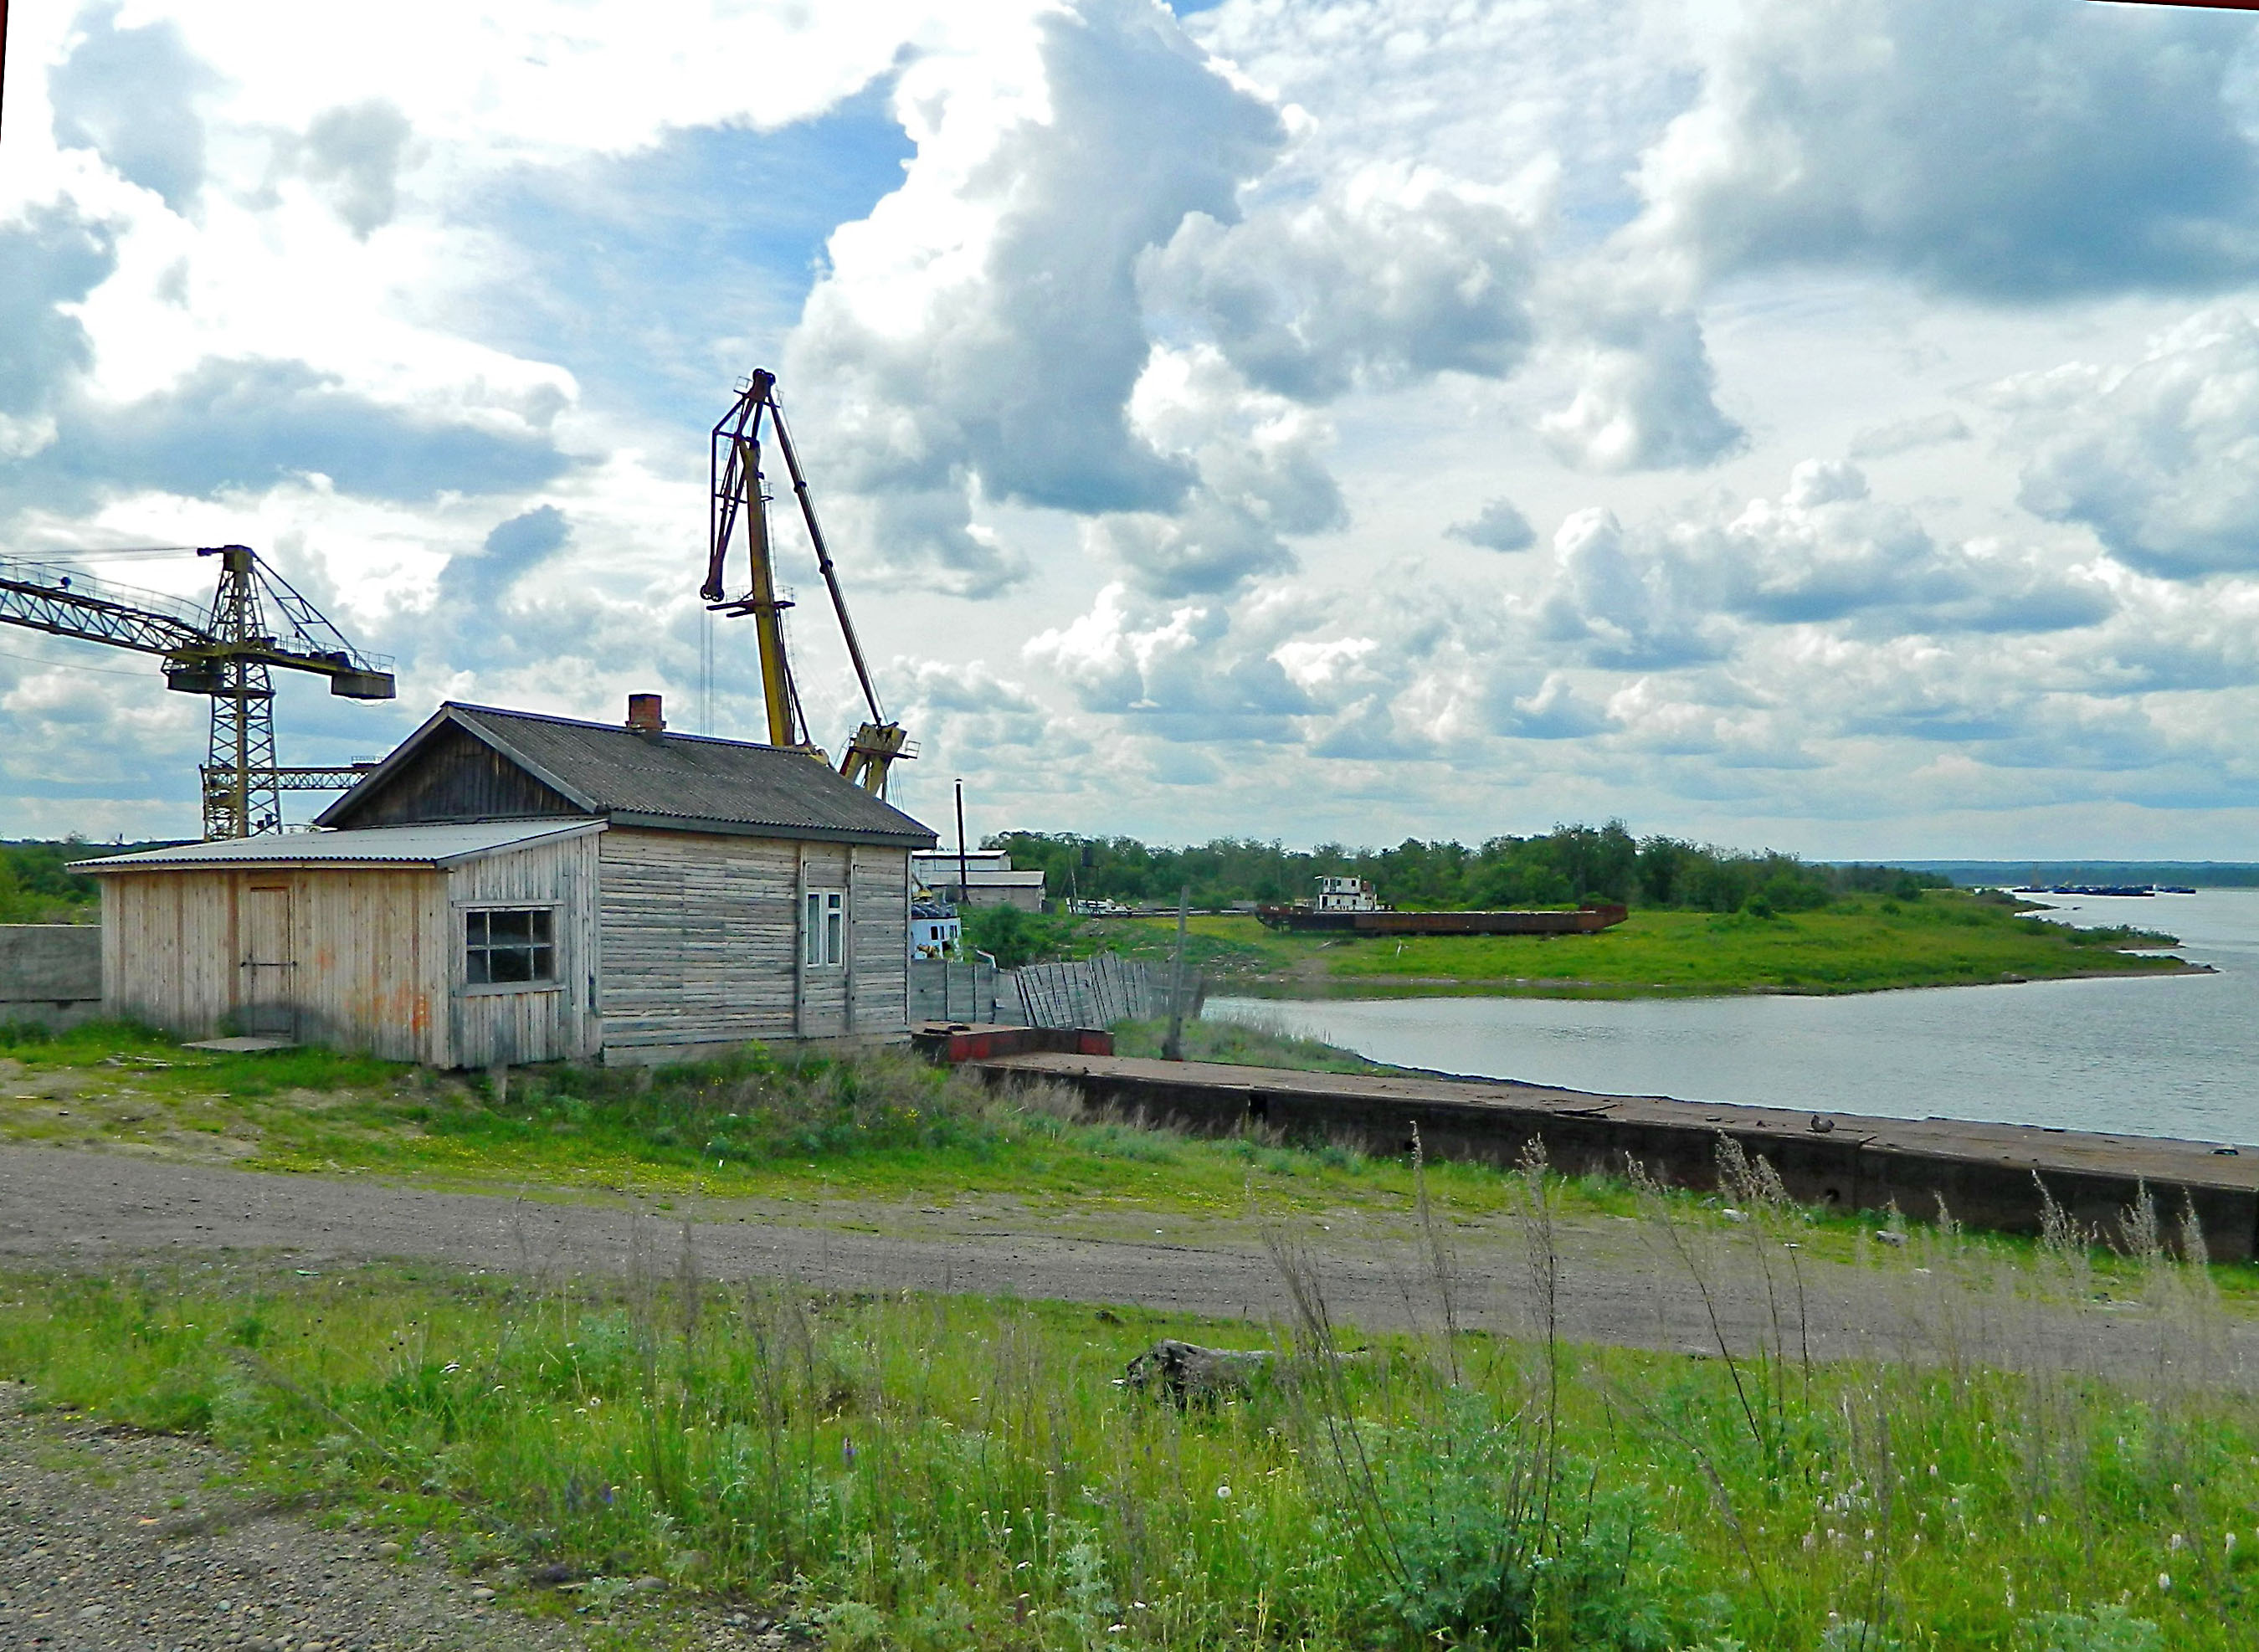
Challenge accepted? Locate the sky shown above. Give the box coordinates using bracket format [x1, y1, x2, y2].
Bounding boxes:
[6, 0, 2259, 859]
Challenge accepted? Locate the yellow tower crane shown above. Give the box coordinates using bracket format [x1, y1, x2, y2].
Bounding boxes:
[700, 368, 913, 796]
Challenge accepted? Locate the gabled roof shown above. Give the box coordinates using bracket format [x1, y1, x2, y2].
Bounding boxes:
[75, 818, 602, 873]
[317, 703, 937, 848]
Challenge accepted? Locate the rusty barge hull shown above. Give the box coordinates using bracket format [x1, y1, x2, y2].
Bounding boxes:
[1255, 902, 1628, 936]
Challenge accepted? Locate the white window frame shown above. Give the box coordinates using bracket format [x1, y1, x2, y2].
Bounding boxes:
[458, 902, 565, 996]
[804, 887, 846, 967]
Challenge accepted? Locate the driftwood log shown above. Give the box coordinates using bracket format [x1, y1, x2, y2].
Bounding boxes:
[1121, 1339, 1279, 1403]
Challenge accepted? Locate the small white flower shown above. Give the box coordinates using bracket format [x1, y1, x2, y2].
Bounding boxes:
[1215, 1484, 1231, 1499]
[2159, 1572, 2172, 1592]
[2170, 1533, 2185, 1552]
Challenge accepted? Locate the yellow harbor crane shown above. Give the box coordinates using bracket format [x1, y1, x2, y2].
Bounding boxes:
[701, 368, 913, 797]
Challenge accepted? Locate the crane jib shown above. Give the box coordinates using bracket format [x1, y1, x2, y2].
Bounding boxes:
[702, 367, 914, 798]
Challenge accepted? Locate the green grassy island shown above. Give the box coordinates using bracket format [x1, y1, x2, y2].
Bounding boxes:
[1088, 890, 2193, 999]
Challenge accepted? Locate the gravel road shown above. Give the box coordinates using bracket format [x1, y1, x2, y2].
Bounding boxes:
[0, 1384, 793, 1652]
[1, 1142, 2251, 1645]
[3, 1144, 2251, 1386]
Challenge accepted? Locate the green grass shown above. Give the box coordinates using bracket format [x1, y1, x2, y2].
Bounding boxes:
[0, 1019, 1568, 1222]
[1107, 1013, 1390, 1074]
[1088, 892, 2189, 998]
[8, 1021, 2255, 1308]
[4, 1170, 2256, 1650]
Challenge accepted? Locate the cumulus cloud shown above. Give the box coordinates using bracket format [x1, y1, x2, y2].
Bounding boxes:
[290, 101, 415, 239]
[1024, 581, 1312, 740]
[1632, 0, 2259, 300]
[788, 0, 1286, 590]
[1083, 345, 1345, 596]
[1447, 496, 1536, 552]
[4, 357, 574, 516]
[1143, 163, 1535, 403]
[0, 204, 113, 454]
[49, 3, 219, 214]
[441, 505, 570, 606]
[1997, 308, 2259, 581]
[1539, 303, 1744, 472]
[1529, 460, 2113, 670]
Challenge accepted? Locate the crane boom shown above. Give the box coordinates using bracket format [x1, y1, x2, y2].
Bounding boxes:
[703, 369, 914, 796]
[0, 555, 208, 657]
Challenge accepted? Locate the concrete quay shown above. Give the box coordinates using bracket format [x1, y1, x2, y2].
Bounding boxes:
[969, 1052, 2259, 1262]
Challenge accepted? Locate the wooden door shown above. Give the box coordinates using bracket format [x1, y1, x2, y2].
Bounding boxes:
[237, 883, 295, 1037]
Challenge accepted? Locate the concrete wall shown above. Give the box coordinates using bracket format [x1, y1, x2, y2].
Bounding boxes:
[972, 1055, 2259, 1262]
[0, 925, 103, 1029]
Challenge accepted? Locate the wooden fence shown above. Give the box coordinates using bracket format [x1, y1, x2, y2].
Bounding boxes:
[1014, 954, 1163, 1029]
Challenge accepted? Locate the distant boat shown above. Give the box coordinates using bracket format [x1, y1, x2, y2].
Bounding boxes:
[1255, 875, 1630, 936]
[2048, 885, 2154, 898]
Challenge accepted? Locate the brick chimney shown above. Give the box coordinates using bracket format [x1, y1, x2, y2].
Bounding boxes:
[625, 693, 665, 736]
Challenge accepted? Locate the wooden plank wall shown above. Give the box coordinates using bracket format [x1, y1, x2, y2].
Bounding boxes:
[329, 721, 583, 827]
[100, 834, 602, 1068]
[102, 866, 450, 1064]
[444, 831, 603, 1066]
[597, 828, 911, 1050]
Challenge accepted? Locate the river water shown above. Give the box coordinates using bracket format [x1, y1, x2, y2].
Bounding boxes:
[1206, 890, 2259, 1146]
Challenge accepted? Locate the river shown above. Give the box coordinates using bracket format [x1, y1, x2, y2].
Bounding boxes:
[1205, 890, 2259, 1146]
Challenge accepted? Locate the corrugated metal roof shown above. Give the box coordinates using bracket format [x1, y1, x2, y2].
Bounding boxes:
[321, 703, 937, 847]
[75, 818, 602, 872]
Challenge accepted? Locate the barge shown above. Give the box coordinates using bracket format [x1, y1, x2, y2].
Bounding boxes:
[1254, 875, 1628, 936]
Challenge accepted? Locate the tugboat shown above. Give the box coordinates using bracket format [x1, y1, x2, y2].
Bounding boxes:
[1255, 876, 1628, 936]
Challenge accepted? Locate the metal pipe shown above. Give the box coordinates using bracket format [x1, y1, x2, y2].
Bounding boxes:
[956, 778, 969, 911]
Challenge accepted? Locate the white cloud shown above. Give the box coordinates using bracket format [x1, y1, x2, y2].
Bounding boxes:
[1630, 0, 2259, 300]
[1539, 301, 1744, 473]
[1997, 307, 2259, 581]
[1143, 162, 1536, 403]
[785, 0, 1286, 593]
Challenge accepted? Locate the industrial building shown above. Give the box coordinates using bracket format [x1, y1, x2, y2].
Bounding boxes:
[81, 696, 936, 1066]
[911, 847, 1046, 911]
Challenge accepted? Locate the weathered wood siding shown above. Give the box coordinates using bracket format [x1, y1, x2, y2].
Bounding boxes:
[330, 721, 585, 828]
[102, 866, 449, 1063]
[597, 828, 911, 1049]
[443, 831, 603, 1066]
[100, 833, 603, 1067]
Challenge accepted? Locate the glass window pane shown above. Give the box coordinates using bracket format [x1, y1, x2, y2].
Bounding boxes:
[530, 945, 554, 982]
[465, 911, 487, 946]
[531, 909, 553, 944]
[490, 910, 533, 943]
[467, 949, 491, 985]
[490, 947, 533, 982]
[827, 907, 845, 966]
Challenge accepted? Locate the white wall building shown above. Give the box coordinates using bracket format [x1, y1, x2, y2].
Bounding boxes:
[911, 848, 1046, 912]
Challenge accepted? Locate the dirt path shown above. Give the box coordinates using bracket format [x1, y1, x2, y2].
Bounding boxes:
[3, 1145, 2251, 1390]
[0, 1385, 791, 1652]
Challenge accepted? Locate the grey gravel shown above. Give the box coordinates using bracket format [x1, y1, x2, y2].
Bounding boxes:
[0, 1386, 788, 1650]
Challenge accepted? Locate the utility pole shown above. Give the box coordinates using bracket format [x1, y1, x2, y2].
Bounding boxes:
[1162, 884, 1190, 1061]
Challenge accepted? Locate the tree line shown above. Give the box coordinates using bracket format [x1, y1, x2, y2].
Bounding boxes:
[988, 823, 1948, 916]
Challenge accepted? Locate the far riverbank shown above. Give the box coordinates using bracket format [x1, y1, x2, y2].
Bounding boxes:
[1204, 889, 2259, 1144]
[1091, 887, 2192, 1000]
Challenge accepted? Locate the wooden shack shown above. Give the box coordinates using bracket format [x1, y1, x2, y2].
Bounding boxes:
[84, 697, 937, 1066]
